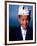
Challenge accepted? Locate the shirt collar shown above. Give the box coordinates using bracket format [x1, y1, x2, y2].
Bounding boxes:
[21, 26, 27, 35]
[21, 26, 27, 34]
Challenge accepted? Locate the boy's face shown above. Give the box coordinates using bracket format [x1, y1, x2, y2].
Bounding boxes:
[18, 15, 30, 29]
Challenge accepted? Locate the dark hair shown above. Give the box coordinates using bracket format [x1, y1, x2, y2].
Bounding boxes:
[18, 15, 30, 21]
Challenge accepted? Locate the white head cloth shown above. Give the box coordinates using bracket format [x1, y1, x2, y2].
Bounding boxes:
[18, 6, 30, 16]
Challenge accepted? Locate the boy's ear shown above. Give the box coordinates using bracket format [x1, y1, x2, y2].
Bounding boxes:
[18, 16, 21, 23]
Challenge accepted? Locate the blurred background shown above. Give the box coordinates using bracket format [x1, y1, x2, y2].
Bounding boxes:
[9, 5, 33, 31]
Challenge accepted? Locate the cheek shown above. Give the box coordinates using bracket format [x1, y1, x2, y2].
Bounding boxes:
[20, 21, 23, 24]
[27, 20, 29, 24]
[19, 20, 23, 25]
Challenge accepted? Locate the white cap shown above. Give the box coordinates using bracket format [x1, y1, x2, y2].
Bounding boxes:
[18, 6, 30, 16]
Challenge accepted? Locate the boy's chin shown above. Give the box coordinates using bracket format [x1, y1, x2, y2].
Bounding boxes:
[23, 26, 27, 29]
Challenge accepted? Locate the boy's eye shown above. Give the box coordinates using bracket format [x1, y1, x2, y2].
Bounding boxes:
[22, 19, 24, 21]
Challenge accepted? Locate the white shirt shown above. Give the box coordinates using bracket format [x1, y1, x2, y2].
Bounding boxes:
[21, 26, 27, 40]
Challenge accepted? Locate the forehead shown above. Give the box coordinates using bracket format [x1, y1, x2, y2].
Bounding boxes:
[18, 15, 29, 18]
